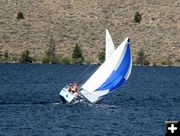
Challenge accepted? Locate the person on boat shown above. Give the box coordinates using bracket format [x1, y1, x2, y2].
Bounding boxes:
[71, 83, 81, 99]
[71, 83, 79, 93]
[67, 83, 73, 92]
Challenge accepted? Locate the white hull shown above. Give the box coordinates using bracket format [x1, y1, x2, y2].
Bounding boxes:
[59, 86, 83, 103]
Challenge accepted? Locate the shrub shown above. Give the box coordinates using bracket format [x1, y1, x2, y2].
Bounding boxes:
[0, 50, 11, 63]
[41, 55, 50, 64]
[19, 49, 33, 63]
[4, 50, 9, 63]
[134, 11, 142, 23]
[161, 57, 173, 66]
[84, 57, 94, 64]
[0, 51, 3, 63]
[98, 48, 105, 63]
[135, 48, 150, 65]
[16, 12, 24, 19]
[54, 55, 63, 64]
[12, 56, 17, 62]
[72, 57, 84, 64]
[62, 57, 72, 64]
[144, 60, 150, 65]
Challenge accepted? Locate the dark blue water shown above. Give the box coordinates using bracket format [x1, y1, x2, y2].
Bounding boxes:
[0, 64, 179, 136]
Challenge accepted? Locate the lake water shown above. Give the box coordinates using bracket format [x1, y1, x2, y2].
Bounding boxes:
[0, 64, 179, 136]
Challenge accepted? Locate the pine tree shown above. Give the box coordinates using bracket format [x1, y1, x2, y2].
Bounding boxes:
[72, 43, 83, 58]
[134, 11, 142, 23]
[72, 43, 84, 64]
[16, 12, 24, 19]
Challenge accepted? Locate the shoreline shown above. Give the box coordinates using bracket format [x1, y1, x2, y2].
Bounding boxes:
[0, 62, 180, 67]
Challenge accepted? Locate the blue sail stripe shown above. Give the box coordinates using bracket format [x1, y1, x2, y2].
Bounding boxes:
[96, 40, 131, 92]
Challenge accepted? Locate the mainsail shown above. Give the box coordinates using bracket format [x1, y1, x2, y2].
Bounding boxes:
[80, 37, 132, 103]
[105, 29, 115, 61]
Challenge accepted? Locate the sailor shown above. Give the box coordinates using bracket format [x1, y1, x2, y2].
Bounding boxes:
[67, 83, 73, 92]
[71, 83, 79, 93]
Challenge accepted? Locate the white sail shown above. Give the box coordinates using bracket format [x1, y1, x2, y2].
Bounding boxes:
[105, 29, 115, 60]
[80, 89, 109, 103]
[81, 37, 132, 103]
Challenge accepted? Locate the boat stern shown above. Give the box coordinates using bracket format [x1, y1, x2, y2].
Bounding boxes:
[59, 86, 75, 103]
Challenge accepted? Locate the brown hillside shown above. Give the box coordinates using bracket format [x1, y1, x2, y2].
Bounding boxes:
[0, 0, 180, 64]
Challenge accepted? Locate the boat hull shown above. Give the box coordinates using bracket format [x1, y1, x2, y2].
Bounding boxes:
[59, 87, 76, 103]
[59, 86, 84, 104]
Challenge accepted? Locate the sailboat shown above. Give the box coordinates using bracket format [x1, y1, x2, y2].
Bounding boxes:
[59, 30, 132, 103]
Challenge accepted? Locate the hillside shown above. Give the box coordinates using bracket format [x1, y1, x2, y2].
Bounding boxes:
[0, 0, 180, 65]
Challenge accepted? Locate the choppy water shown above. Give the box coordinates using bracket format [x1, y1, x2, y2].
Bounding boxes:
[0, 64, 179, 136]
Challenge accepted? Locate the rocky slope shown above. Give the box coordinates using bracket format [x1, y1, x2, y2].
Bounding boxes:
[0, 0, 179, 65]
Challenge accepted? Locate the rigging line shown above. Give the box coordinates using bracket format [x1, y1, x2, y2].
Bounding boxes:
[76, 59, 103, 85]
[76, 64, 99, 84]
[77, 64, 99, 85]
[75, 64, 93, 83]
